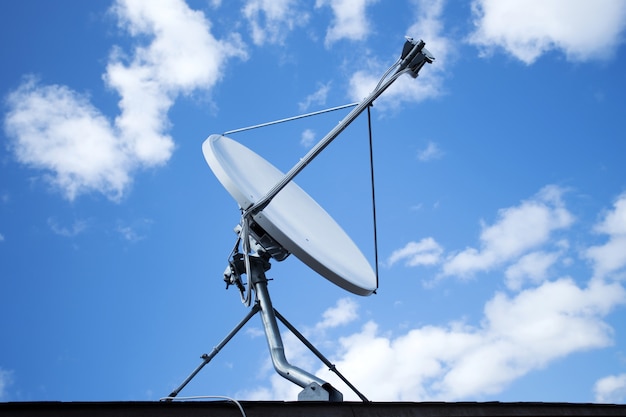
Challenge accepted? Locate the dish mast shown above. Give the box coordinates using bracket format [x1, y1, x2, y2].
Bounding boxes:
[168, 38, 434, 402]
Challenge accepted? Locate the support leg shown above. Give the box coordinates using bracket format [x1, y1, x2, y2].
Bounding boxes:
[166, 304, 260, 400]
[274, 308, 369, 402]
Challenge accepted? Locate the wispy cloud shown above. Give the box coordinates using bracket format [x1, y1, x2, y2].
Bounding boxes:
[417, 141, 443, 161]
[299, 83, 331, 111]
[347, 0, 448, 109]
[387, 237, 443, 267]
[315, 0, 378, 46]
[243, 0, 308, 45]
[467, 0, 626, 64]
[117, 218, 153, 242]
[4, 0, 247, 202]
[48, 217, 88, 237]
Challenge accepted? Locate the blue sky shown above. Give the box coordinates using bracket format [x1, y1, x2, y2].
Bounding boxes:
[2, 0, 626, 403]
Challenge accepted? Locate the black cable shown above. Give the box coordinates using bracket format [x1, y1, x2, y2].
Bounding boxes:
[366, 105, 380, 290]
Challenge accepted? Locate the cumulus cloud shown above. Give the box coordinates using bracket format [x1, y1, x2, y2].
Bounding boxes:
[4, 0, 246, 201]
[388, 238, 443, 267]
[347, 0, 448, 109]
[242, 277, 625, 401]
[586, 193, 626, 279]
[385, 185, 574, 285]
[4, 80, 131, 201]
[315, 0, 378, 46]
[468, 0, 626, 64]
[237, 187, 626, 401]
[339, 279, 623, 400]
[243, 0, 308, 45]
[316, 297, 360, 330]
[594, 373, 626, 403]
[442, 185, 573, 278]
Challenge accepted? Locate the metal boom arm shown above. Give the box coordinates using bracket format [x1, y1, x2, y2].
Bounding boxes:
[244, 38, 434, 217]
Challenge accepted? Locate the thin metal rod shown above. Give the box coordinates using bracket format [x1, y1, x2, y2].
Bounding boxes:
[223, 102, 359, 136]
[274, 308, 370, 402]
[366, 105, 379, 290]
[167, 304, 261, 399]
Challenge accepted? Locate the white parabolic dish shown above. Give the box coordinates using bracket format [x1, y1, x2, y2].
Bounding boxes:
[203, 134, 377, 296]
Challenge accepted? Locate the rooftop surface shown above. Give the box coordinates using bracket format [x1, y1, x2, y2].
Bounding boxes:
[2, 401, 626, 417]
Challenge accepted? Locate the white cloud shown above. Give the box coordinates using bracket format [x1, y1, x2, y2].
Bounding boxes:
[504, 250, 561, 291]
[443, 185, 573, 278]
[4, 79, 131, 201]
[316, 297, 359, 330]
[594, 373, 626, 403]
[299, 83, 331, 111]
[243, 0, 307, 45]
[388, 238, 443, 267]
[241, 277, 625, 401]
[0, 233, 4, 242]
[0, 368, 12, 401]
[323, 278, 624, 401]
[468, 0, 626, 64]
[347, 0, 447, 109]
[237, 186, 626, 401]
[348, 63, 441, 109]
[417, 141, 443, 161]
[407, 0, 451, 67]
[4, 0, 246, 201]
[586, 193, 626, 279]
[300, 129, 316, 148]
[315, 0, 378, 46]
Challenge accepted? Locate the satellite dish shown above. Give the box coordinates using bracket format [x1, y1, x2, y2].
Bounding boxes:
[203, 134, 377, 296]
[168, 38, 434, 402]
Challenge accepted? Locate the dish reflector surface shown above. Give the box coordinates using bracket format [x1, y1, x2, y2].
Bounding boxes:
[203, 134, 376, 296]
